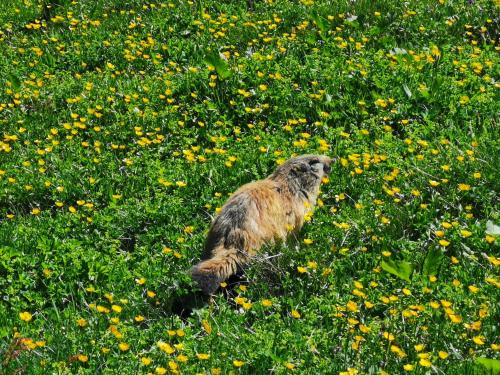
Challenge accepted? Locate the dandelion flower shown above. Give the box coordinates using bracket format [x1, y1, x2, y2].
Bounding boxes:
[403, 364, 414, 371]
[438, 351, 449, 359]
[233, 360, 245, 367]
[473, 336, 485, 345]
[19, 311, 32, 322]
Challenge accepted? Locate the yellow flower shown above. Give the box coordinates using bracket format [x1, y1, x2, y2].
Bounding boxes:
[439, 239, 450, 247]
[419, 358, 432, 367]
[460, 229, 472, 237]
[78, 354, 89, 363]
[403, 364, 414, 371]
[485, 235, 496, 244]
[458, 183, 470, 191]
[141, 357, 152, 365]
[303, 238, 313, 245]
[176, 329, 185, 337]
[473, 335, 485, 345]
[291, 310, 301, 319]
[197, 353, 210, 360]
[414, 344, 425, 352]
[468, 285, 479, 293]
[19, 311, 33, 322]
[233, 360, 245, 367]
[383, 332, 395, 341]
[157, 341, 175, 354]
[346, 301, 358, 312]
[438, 351, 449, 359]
[297, 266, 308, 273]
[155, 367, 167, 375]
[429, 301, 440, 309]
[77, 318, 87, 327]
[285, 362, 295, 369]
[261, 299, 273, 307]
[440, 300, 452, 307]
[242, 301, 252, 310]
[459, 95, 469, 105]
[202, 319, 212, 334]
[118, 342, 129, 351]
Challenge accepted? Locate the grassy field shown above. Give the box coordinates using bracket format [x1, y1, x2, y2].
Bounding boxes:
[0, 0, 499, 373]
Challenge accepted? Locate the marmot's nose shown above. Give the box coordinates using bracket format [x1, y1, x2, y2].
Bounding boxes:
[323, 163, 331, 174]
[322, 157, 333, 174]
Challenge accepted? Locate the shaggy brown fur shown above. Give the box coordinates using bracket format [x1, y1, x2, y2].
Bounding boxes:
[191, 155, 333, 294]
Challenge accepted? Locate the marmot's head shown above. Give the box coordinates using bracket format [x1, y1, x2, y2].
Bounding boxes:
[270, 154, 333, 196]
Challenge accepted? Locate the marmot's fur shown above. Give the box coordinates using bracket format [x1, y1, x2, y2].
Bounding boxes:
[191, 155, 333, 294]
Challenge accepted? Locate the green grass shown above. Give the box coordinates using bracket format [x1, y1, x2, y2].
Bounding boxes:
[0, 0, 499, 374]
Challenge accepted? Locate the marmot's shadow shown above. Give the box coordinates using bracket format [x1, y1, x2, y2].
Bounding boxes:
[170, 246, 288, 319]
[169, 272, 249, 319]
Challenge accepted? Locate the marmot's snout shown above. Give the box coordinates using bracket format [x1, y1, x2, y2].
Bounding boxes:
[320, 156, 333, 175]
[309, 156, 333, 175]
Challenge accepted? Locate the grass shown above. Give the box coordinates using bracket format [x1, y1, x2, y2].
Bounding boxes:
[0, 0, 499, 373]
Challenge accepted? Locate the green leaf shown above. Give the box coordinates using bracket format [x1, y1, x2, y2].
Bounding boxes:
[475, 358, 500, 374]
[381, 259, 413, 282]
[204, 51, 231, 80]
[7, 73, 21, 90]
[403, 84, 412, 99]
[486, 220, 500, 235]
[311, 12, 327, 35]
[422, 247, 443, 276]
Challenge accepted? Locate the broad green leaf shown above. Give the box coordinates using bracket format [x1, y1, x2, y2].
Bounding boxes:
[7, 73, 21, 90]
[381, 259, 413, 282]
[204, 52, 231, 80]
[403, 84, 412, 99]
[486, 220, 500, 235]
[311, 12, 327, 35]
[475, 357, 500, 374]
[422, 247, 443, 276]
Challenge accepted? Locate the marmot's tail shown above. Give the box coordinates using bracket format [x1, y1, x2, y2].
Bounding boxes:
[191, 248, 242, 295]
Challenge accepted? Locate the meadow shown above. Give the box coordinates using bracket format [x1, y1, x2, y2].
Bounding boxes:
[0, 0, 499, 373]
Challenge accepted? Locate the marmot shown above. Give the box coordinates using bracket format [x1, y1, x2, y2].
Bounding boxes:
[191, 154, 333, 294]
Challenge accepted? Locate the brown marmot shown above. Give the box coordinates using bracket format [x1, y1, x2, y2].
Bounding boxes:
[191, 154, 333, 294]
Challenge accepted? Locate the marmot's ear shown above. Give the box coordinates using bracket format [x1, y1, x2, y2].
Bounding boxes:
[292, 162, 310, 174]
